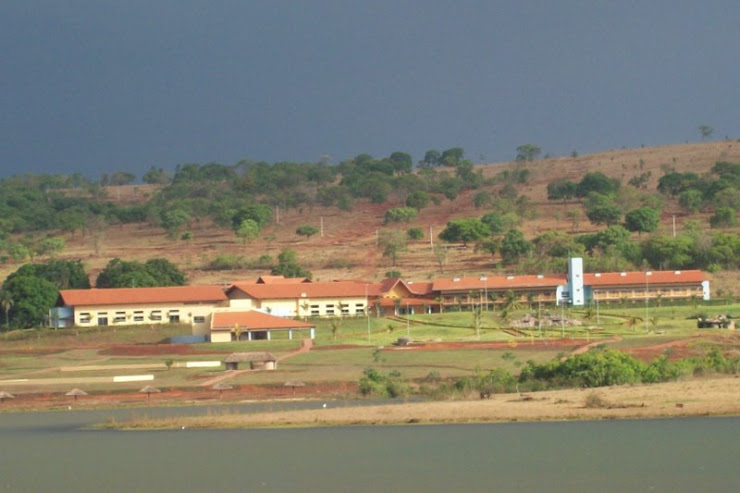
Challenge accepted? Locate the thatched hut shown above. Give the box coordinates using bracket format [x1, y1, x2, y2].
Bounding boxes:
[224, 352, 278, 371]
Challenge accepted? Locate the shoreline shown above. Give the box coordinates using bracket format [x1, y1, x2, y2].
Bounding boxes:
[103, 376, 740, 430]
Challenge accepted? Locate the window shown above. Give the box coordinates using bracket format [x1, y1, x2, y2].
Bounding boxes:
[310, 304, 320, 316]
[169, 315, 180, 324]
[150, 311, 162, 321]
[97, 317, 108, 326]
[193, 316, 206, 324]
[114, 311, 126, 323]
[79, 313, 91, 324]
[133, 311, 144, 322]
[341, 307, 350, 315]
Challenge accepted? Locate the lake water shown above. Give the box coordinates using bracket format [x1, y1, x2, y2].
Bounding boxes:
[1, 404, 737, 492]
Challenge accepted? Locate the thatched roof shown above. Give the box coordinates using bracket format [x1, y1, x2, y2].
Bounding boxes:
[212, 382, 234, 391]
[65, 388, 88, 397]
[139, 385, 161, 394]
[284, 380, 305, 387]
[0, 391, 14, 400]
[224, 352, 277, 363]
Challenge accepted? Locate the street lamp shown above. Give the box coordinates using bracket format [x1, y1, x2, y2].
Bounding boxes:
[645, 271, 651, 333]
[365, 284, 370, 343]
[406, 301, 410, 337]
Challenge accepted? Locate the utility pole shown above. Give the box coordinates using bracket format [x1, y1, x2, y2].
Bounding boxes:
[365, 284, 370, 344]
[320, 217, 324, 238]
[672, 215, 676, 238]
[406, 301, 410, 337]
[429, 226, 434, 249]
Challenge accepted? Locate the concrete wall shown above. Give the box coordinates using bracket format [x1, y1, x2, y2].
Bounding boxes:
[210, 332, 231, 343]
[71, 302, 225, 335]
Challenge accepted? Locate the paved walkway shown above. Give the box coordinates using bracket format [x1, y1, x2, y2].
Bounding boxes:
[199, 339, 313, 387]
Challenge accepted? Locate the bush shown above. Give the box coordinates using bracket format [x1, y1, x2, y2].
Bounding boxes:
[358, 368, 409, 398]
[205, 253, 248, 270]
[406, 227, 424, 240]
[384, 207, 418, 224]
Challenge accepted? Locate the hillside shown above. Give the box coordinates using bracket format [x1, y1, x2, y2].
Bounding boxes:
[2, 140, 739, 293]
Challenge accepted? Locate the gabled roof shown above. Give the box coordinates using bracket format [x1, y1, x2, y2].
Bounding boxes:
[371, 278, 435, 297]
[433, 275, 566, 292]
[224, 352, 277, 363]
[404, 281, 435, 296]
[584, 270, 707, 286]
[256, 275, 311, 284]
[59, 286, 228, 307]
[227, 281, 375, 300]
[211, 310, 314, 331]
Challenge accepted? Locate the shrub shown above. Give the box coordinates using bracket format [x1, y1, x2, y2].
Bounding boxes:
[406, 227, 424, 240]
[384, 207, 418, 224]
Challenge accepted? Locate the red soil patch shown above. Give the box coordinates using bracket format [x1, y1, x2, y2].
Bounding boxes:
[400, 339, 585, 351]
[0, 381, 358, 412]
[99, 344, 228, 357]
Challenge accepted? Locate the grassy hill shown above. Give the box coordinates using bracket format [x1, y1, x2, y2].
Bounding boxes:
[2, 140, 739, 293]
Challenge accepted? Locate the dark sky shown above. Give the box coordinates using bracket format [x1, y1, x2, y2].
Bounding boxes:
[2, 1, 739, 179]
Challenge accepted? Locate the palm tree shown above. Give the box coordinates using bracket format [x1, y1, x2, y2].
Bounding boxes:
[330, 320, 340, 341]
[502, 290, 521, 312]
[0, 290, 13, 328]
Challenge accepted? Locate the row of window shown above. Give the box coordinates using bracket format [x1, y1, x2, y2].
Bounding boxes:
[592, 287, 703, 300]
[77, 310, 207, 326]
[306, 303, 365, 316]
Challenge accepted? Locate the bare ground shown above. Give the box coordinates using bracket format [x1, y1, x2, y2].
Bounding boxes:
[110, 376, 740, 429]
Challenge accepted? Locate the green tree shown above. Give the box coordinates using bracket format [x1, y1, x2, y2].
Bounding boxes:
[405, 190, 430, 210]
[547, 179, 577, 201]
[378, 230, 407, 267]
[384, 207, 418, 224]
[586, 204, 622, 226]
[235, 219, 261, 244]
[35, 237, 66, 258]
[566, 209, 582, 232]
[438, 218, 491, 246]
[699, 124, 714, 140]
[678, 189, 704, 213]
[161, 209, 191, 240]
[422, 149, 441, 167]
[577, 172, 620, 197]
[0, 290, 14, 328]
[624, 207, 660, 235]
[1, 275, 58, 328]
[433, 244, 448, 273]
[406, 227, 424, 240]
[441, 147, 464, 167]
[499, 229, 532, 264]
[480, 213, 505, 234]
[296, 224, 319, 239]
[709, 207, 737, 228]
[516, 144, 541, 162]
[96, 258, 185, 288]
[388, 151, 413, 174]
[108, 171, 136, 185]
[142, 166, 170, 184]
[272, 248, 312, 279]
[143, 258, 187, 286]
[473, 190, 492, 209]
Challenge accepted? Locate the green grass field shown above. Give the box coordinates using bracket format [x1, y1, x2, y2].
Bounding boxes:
[1, 301, 737, 394]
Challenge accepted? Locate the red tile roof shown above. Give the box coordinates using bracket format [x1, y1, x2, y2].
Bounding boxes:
[584, 270, 707, 286]
[255, 276, 311, 284]
[228, 281, 376, 300]
[211, 311, 315, 331]
[59, 286, 228, 307]
[433, 275, 566, 292]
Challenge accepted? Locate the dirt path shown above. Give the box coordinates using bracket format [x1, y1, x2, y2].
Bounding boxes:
[199, 339, 313, 387]
[569, 336, 623, 356]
